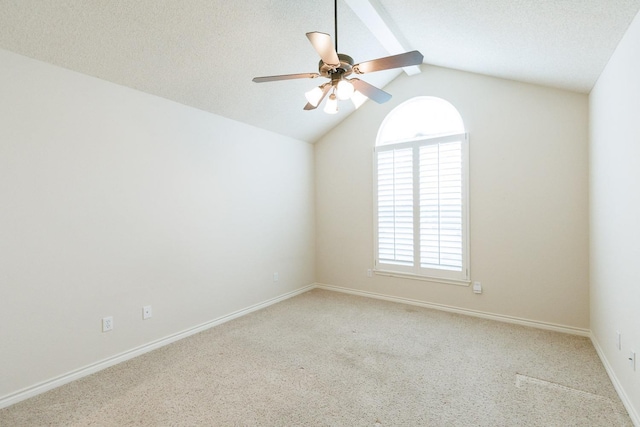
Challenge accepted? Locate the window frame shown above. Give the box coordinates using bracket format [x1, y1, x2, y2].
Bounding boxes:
[373, 132, 470, 285]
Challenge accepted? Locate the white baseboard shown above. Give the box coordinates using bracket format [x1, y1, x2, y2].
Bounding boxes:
[314, 284, 640, 423]
[7, 282, 635, 425]
[591, 333, 640, 426]
[313, 283, 591, 337]
[0, 284, 315, 410]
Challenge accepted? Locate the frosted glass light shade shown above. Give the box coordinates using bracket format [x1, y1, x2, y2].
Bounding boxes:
[336, 79, 355, 100]
[305, 86, 324, 107]
[324, 94, 338, 114]
[351, 90, 368, 109]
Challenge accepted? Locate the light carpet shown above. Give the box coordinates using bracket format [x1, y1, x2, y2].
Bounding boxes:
[0, 289, 632, 426]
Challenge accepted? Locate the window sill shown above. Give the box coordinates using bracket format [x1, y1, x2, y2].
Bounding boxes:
[373, 269, 470, 287]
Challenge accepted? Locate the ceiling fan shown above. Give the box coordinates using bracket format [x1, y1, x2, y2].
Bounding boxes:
[252, 0, 424, 114]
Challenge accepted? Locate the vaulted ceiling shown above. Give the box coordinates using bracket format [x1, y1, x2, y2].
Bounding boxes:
[1, 1, 639, 142]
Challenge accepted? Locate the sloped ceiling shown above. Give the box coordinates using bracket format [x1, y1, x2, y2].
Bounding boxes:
[0, 1, 639, 142]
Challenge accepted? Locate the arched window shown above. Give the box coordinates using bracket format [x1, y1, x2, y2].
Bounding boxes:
[374, 97, 469, 283]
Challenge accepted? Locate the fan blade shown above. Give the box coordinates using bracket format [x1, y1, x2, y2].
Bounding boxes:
[304, 84, 332, 110]
[351, 79, 392, 104]
[306, 32, 340, 67]
[354, 50, 424, 74]
[253, 73, 319, 83]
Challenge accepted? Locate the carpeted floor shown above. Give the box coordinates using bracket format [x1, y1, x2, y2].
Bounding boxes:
[0, 289, 632, 426]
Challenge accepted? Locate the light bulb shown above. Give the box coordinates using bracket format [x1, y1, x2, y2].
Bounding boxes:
[351, 90, 368, 109]
[305, 86, 324, 107]
[336, 79, 355, 100]
[324, 93, 338, 114]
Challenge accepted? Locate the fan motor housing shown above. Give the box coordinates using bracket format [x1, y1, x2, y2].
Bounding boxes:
[319, 54, 354, 79]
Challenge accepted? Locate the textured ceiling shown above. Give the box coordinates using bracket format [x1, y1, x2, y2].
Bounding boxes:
[0, 1, 639, 142]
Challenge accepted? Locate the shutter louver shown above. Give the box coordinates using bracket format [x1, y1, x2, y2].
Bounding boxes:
[374, 97, 468, 282]
[377, 148, 414, 266]
[419, 141, 463, 271]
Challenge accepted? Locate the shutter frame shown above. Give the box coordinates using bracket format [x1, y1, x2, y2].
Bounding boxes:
[374, 133, 470, 283]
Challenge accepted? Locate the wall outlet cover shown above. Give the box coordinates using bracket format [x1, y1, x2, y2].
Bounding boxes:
[102, 316, 113, 332]
[473, 281, 482, 294]
[143, 305, 152, 320]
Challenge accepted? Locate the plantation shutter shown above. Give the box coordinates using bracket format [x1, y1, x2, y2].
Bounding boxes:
[377, 147, 414, 266]
[374, 97, 468, 282]
[419, 140, 463, 271]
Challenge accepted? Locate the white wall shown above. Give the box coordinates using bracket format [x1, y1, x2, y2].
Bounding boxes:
[315, 65, 589, 330]
[0, 49, 315, 401]
[589, 10, 640, 422]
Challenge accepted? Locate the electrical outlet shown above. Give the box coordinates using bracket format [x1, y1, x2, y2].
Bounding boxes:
[102, 316, 113, 332]
[367, 269, 372, 277]
[630, 351, 636, 371]
[142, 305, 152, 320]
[616, 331, 621, 350]
[473, 281, 482, 294]
[273, 272, 279, 282]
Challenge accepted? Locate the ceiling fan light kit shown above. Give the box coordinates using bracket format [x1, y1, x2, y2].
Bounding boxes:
[252, 0, 423, 114]
[336, 79, 354, 100]
[305, 83, 328, 106]
[324, 93, 339, 114]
